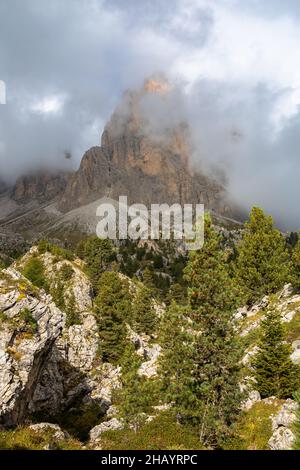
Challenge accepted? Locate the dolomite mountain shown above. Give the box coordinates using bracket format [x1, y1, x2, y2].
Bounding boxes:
[59, 79, 228, 214]
[0, 78, 236, 245]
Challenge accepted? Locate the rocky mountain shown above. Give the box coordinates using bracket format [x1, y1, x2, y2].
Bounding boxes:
[12, 171, 71, 204]
[59, 78, 229, 214]
[0, 78, 238, 246]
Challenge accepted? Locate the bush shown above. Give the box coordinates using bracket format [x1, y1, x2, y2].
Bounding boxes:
[100, 411, 205, 450]
[19, 307, 38, 334]
[22, 257, 48, 291]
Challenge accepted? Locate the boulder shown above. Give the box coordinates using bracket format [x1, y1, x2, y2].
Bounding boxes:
[291, 340, 300, 364]
[271, 399, 298, 431]
[89, 418, 124, 443]
[268, 427, 295, 450]
[29, 422, 68, 440]
[242, 390, 261, 411]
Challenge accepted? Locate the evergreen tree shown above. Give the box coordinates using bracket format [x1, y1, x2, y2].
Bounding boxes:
[65, 290, 81, 328]
[166, 283, 187, 306]
[51, 279, 65, 311]
[182, 214, 243, 448]
[142, 267, 156, 293]
[252, 303, 300, 399]
[133, 285, 157, 335]
[292, 390, 300, 450]
[287, 232, 299, 249]
[158, 302, 194, 410]
[22, 256, 49, 291]
[117, 344, 152, 432]
[235, 207, 291, 305]
[291, 239, 300, 289]
[94, 272, 131, 363]
[76, 237, 115, 290]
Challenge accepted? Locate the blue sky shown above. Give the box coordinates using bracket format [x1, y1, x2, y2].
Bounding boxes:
[1, 0, 300, 227]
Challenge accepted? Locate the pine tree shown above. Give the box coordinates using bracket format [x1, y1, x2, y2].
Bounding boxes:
[94, 272, 131, 363]
[142, 267, 156, 293]
[252, 303, 300, 399]
[22, 256, 49, 291]
[235, 207, 291, 305]
[291, 239, 300, 289]
[182, 214, 243, 448]
[65, 290, 81, 328]
[292, 390, 300, 450]
[166, 283, 187, 306]
[133, 285, 157, 335]
[158, 302, 194, 411]
[117, 344, 152, 432]
[76, 237, 115, 290]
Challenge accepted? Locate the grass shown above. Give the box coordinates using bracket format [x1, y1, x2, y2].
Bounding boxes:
[0, 427, 82, 450]
[100, 411, 205, 450]
[224, 400, 282, 450]
[285, 311, 300, 343]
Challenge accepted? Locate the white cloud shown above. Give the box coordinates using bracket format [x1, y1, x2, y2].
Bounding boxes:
[30, 95, 66, 115]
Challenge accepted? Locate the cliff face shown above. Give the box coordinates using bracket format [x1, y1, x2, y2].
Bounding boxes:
[59, 79, 230, 215]
[12, 171, 71, 204]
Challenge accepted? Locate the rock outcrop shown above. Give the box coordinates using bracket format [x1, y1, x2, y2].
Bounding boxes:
[269, 400, 298, 450]
[0, 268, 64, 426]
[12, 171, 71, 204]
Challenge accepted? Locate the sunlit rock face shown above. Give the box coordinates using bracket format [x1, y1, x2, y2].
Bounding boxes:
[59, 77, 230, 216]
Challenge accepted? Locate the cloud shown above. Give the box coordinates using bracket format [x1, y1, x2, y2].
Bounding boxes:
[0, 0, 300, 228]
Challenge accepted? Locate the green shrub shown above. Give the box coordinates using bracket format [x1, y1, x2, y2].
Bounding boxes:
[100, 411, 205, 450]
[22, 257, 48, 291]
[59, 264, 74, 282]
[19, 308, 38, 334]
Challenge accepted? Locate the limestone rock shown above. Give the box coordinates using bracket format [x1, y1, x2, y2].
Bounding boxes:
[242, 390, 261, 411]
[291, 340, 300, 364]
[84, 363, 122, 412]
[271, 399, 298, 431]
[268, 399, 298, 450]
[89, 418, 124, 444]
[268, 427, 295, 450]
[29, 422, 68, 440]
[138, 344, 161, 378]
[0, 268, 64, 426]
[66, 314, 99, 372]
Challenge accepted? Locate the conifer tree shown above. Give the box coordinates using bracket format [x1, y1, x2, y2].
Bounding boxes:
[142, 267, 156, 293]
[235, 207, 291, 305]
[76, 237, 115, 290]
[133, 285, 157, 335]
[166, 283, 187, 306]
[182, 214, 243, 448]
[94, 272, 131, 363]
[22, 256, 49, 291]
[252, 303, 300, 399]
[117, 344, 151, 432]
[65, 290, 81, 328]
[291, 239, 300, 289]
[158, 302, 194, 410]
[292, 390, 300, 450]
